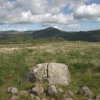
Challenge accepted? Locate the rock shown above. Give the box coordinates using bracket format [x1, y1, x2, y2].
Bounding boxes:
[41, 97, 48, 100]
[65, 98, 73, 100]
[31, 83, 44, 96]
[22, 63, 71, 85]
[77, 86, 93, 97]
[48, 63, 71, 85]
[51, 98, 55, 100]
[66, 91, 74, 98]
[30, 94, 41, 100]
[30, 93, 35, 99]
[8, 87, 18, 95]
[87, 98, 92, 100]
[31, 63, 48, 81]
[96, 95, 100, 100]
[21, 63, 48, 84]
[20, 73, 35, 84]
[57, 88, 64, 93]
[35, 96, 41, 100]
[10, 95, 19, 100]
[48, 85, 57, 96]
[19, 91, 28, 96]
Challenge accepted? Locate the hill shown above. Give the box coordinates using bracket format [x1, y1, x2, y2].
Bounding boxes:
[0, 27, 100, 43]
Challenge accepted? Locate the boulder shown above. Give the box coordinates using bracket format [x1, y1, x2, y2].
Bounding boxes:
[8, 87, 18, 95]
[24, 63, 71, 85]
[96, 95, 100, 100]
[48, 63, 71, 85]
[31, 83, 44, 96]
[32, 63, 48, 81]
[48, 85, 57, 96]
[77, 86, 93, 97]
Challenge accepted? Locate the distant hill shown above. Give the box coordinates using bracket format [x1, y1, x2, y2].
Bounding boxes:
[0, 27, 100, 43]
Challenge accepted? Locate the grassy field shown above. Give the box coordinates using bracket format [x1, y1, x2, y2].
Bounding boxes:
[0, 41, 100, 100]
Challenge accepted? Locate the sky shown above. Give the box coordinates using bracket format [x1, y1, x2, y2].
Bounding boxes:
[0, 0, 100, 31]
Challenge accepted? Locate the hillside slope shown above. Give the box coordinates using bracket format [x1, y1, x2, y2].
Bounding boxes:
[0, 27, 100, 43]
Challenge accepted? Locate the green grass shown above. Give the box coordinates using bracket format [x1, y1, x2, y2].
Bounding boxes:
[0, 41, 100, 100]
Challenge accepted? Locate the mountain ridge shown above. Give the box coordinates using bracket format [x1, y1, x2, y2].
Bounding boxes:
[0, 27, 100, 42]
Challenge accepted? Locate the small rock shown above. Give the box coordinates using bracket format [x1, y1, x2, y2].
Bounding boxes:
[87, 98, 92, 100]
[48, 85, 57, 96]
[30, 94, 41, 100]
[66, 91, 74, 98]
[51, 98, 55, 100]
[31, 83, 44, 96]
[30, 93, 35, 99]
[96, 95, 100, 100]
[10, 95, 19, 100]
[19, 91, 28, 96]
[41, 97, 48, 100]
[65, 98, 73, 100]
[57, 88, 64, 93]
[8, 87, 18, 95]
[35, 96, 41, 100]
[77, 86, 93, 97]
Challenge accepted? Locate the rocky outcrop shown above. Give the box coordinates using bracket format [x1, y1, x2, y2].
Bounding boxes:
[22, 63, 71, 85]
[7, 63, 98, 100]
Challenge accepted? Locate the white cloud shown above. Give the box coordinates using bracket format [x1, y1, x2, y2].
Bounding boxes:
[74, 3, 100, 20]
[0, 0, 100, 31]
[20, 10, 75, 25]
[15, 0, 47, 14]
[67, 24, 80, 28]
[0, 0, 84, 24]
[97, 18, 100, 22]
[0, 0, 76, 24]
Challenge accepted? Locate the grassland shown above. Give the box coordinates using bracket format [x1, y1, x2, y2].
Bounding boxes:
[0, 41, 100, 100]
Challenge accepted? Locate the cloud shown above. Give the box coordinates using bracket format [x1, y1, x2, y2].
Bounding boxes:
[20, 10, 74, 24]
[74, 3, 100, 20]
[0, 0, 100, 31]
[0, 0, 83, 24]
[15, 0, 47, 14]
[97, 18, 100, 22]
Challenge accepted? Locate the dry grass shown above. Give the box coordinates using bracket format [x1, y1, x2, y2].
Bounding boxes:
[0, 41, 100, 100]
